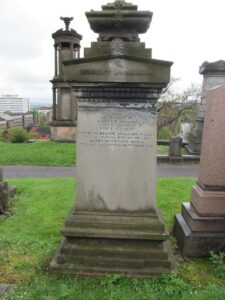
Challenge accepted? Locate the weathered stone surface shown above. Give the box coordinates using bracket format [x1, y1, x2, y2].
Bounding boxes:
[0, 181, 10, 215]
[51, 0, 175, 276]
[64, 56, 172, 84]
[169, 136, 182, 161]
[0, 284, 16, 299]
[50, 125, 76, 142]
[76, 101, 157, 212]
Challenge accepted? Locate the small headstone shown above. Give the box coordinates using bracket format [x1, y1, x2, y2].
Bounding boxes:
[0, 169, 15, 216]
[0, 181, 11, 216]
[169, 136, 182, 161]
[0, 284, 16, 299]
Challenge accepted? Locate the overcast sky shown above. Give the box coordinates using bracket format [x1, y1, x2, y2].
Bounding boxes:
[0, 0, 225, 104]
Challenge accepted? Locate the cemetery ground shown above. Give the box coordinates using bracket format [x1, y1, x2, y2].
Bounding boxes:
[1, 178, 225, 299]
[0, 142, 76, 167]
[0, 141, 174, 167]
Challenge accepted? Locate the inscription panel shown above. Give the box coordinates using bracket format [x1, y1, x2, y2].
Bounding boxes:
[79, 111, 155, 148]
[76, 102, 157, 212]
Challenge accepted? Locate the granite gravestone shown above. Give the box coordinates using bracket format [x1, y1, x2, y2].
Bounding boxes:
[175, 84, 225, 257]
[50, 0, 175, 277]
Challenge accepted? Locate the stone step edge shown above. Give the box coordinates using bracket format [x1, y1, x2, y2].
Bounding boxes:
[61, 243, 168, 255]
[61, 227, 168, 240]
[65, 221, 164, 230]
[49, 260, 172, 278]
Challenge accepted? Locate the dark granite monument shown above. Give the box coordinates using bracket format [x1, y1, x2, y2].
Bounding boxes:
[175, 84, 225, 257]
[50, 0, 175, 277]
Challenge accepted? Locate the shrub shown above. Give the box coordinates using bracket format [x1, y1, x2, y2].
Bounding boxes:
[210, 251, 225, 278]
[9, 127, 28, 143]
[0, 129, 10, 140]
[157, 127, 172, 139]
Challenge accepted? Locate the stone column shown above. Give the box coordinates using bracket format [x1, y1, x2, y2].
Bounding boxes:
[58, 45, 63, 75]
[54, 44, 58, 76]
[70, 43, 74, 59]
[174, 84, 225, 257]
[52, 88, 57, 121]
[0, 168, 3, 182]
[77, 45, 80, 58]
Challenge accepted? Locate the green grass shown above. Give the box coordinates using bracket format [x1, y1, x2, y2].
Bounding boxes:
[157, 145, 188, 155]
[0, 142, 75, 166]
[1, 178, 225, 300]
[0, 142, 190, 167]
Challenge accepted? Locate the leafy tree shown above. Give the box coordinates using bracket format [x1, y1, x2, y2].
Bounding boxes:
[157, 79, 201, 138]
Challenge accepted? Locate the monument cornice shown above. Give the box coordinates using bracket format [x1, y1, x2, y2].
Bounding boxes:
[63, 54, 173, 67]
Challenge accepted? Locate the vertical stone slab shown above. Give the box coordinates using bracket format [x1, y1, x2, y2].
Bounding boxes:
[0, 168, 3, 182]
[175, 84, 225, 257]
[187, 60, 225, 155]
[77, 102, 156, 212]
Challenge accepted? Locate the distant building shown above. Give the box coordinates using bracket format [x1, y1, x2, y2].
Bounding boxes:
[0, 95, 30, 114]
[0, 113, 34, 128]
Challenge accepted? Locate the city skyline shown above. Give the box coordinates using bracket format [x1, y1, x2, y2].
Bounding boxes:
[0, 0, 225, 103]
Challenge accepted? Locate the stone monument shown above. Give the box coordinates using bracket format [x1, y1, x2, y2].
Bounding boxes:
[50, 17, 82, 142]
[169, 136, 182, 161]
[175, 84, 225, 257]
[50, 0, 175, 276]
[187, 60, 225, 155]
[0, 168, 10, 216]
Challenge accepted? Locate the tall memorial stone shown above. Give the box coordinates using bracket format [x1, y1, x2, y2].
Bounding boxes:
[187, 60, 225, 155]
[50, 18, 82, 142]
[50, 0, 175, 276]
[175, 84, 225, 257]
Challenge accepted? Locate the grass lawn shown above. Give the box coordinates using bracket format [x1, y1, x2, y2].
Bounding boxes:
[157, 145, 188, 156]
[1, 177, 225, 299]
[0, 142, 75, 166]
[0, 142, 190, 167]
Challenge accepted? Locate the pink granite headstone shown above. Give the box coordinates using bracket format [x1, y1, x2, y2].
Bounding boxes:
[174, 84, 225, 257]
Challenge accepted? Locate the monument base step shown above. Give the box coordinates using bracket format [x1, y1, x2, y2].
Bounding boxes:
[181, 202, 225, 232]
[61, 210, 168, 241]
[174, 213, 225, 257]
[50, 210, 176, 277]
[50, 239, 175, 278]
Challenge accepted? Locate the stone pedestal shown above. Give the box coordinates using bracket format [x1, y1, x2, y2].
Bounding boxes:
[50, 0, 175, 277]
[50, 122, 76, 142]
[175, 84, 225, 257]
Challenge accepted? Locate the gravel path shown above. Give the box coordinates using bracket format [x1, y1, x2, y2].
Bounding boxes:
[2, 163, 199, 179]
